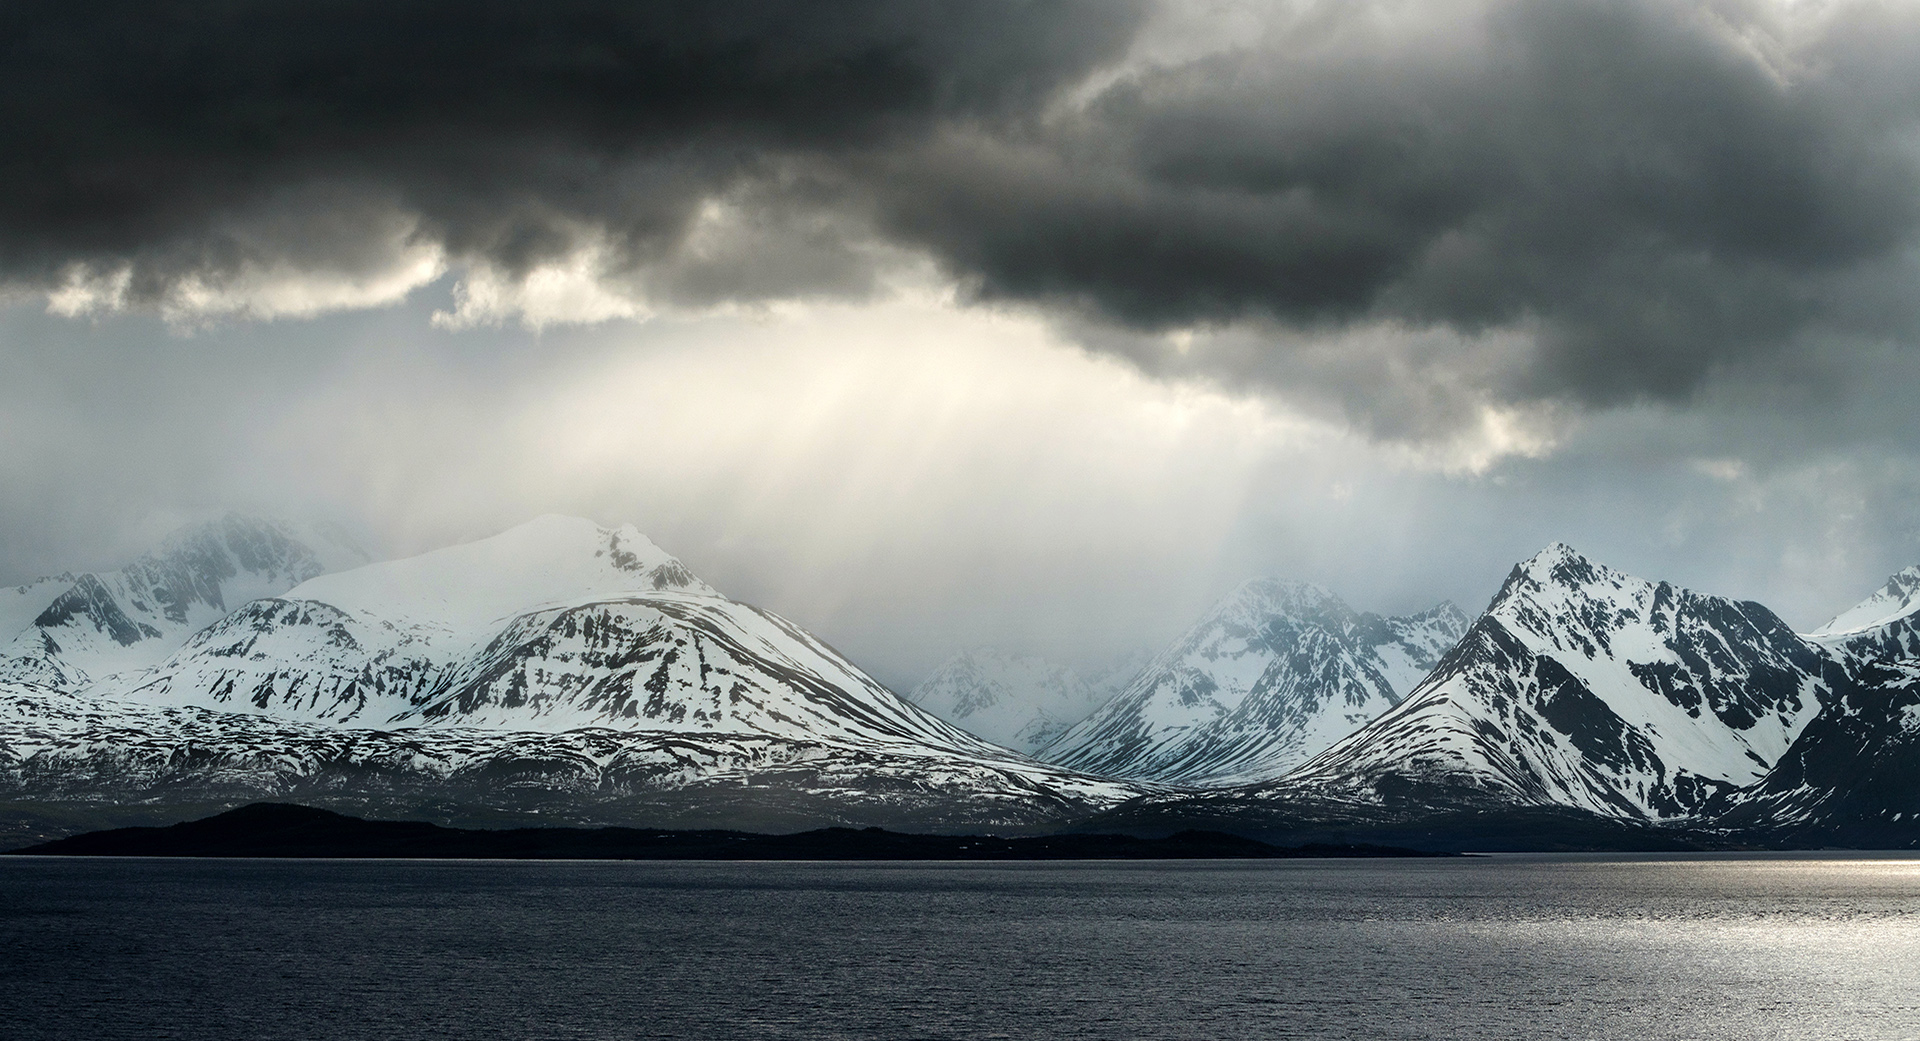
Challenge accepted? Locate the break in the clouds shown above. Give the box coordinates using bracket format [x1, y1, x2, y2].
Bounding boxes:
[9, 0, 1920, 431]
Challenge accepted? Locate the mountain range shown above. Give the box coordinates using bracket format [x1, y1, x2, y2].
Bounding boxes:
[5, 514, 1920, 849]
[0, 516, 1135, 843]
[1285, 544, 1839, 818]
[1085, 545, 1920, 849]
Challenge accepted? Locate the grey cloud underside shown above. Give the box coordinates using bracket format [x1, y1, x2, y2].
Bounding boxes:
[879, 0, 1920, 409]
[8, 0, 1920, 408]
[0, 0, 1145, 293]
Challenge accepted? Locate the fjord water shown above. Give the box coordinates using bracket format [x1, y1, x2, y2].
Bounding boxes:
[3, 857, 1916, 1040]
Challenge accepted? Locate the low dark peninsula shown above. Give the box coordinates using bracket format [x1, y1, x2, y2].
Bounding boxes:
[7, 803, 1452, 860]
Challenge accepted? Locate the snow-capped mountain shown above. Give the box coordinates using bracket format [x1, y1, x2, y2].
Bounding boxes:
[115, 516, 712, 725]
[0, 515, 1148, 841]
[116, 516, 1025, 756]
[403, 591, 1002, 749]
[1278, 544, 1848, 819]
[1807, 565, 1920, 664]
[0, 515, 368, 689]
[1036, 580, 1468, 785]
[22, 514, 1920, 848]
[1712, 656, 1920, 846]
[907, 648, 1134, 755]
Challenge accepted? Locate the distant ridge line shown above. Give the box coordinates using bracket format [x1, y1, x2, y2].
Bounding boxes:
[5, 803, 1453, 860]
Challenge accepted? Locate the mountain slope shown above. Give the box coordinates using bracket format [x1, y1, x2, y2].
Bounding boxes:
[404, 592, 1006, 753]
[1275, 544, 1845, 819]
[1700, 565, 1920, 846]
[1037, 581, 1468, 785]
[907, 649, 1131, 755]
[1711, 657, 1920, 847]
[0, 680, 1138, 842]
[0, 516, 368, 688]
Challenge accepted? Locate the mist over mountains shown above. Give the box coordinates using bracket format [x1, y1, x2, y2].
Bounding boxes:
[4, 512, 1920, 850]
[1037, 582, 1466, 785]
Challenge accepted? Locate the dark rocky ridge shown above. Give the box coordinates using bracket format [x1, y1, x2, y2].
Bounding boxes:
[7, 803, 1451, 859]
[1072, 789, 1730, 853]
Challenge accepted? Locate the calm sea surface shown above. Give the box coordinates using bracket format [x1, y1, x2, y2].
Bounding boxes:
[2, 855, 1917, 1040]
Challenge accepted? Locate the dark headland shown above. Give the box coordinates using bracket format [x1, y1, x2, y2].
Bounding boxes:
[6, 803, 1453, 860]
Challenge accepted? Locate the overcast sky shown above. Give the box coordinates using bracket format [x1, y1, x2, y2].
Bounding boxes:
[7, 0, 1920, 688]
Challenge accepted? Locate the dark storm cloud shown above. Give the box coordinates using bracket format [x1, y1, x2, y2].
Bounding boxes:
[0, 0, 1145, 296]
[8, 0, 1920, 414]
[873, 0, 1920, 413]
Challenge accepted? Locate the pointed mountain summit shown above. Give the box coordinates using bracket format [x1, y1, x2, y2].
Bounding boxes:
[0, 515, 369, 688]
[1808, 565, 1920, 664]
[908, 648, 1128, 755]
[1278, 544, 1847, 819]
[1037, 579, 1468, 785]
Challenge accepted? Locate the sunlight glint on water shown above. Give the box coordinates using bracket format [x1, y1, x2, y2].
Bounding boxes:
[2, 855, 1917, 1041]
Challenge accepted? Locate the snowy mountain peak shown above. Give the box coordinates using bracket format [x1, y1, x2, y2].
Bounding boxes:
[916, 648, 1043, 716]
[111, 515, 1014, 760]
[1812, 565, 1920, 639]
[282, 514, 712, 634]
[1533, 540, 1589, 564]
[1805, 564, 1920, 666]
[1485, 544, 1720, 661]
[1411, 600, 1471, 631]
[1498, 542, 1614, 601]
[62, 513, 367, 625]
[153, 513, 369, 587]
[1209, 578, 1351, 631]
[1287, 548, 1844, 819]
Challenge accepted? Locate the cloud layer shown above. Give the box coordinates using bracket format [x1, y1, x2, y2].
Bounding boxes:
[2, 0, 1142, 314]
[9, 0, 1920, 428]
